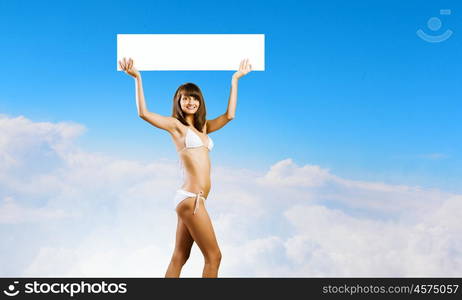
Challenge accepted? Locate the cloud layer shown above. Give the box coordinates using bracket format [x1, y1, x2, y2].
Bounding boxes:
[0, 114, 461, 277]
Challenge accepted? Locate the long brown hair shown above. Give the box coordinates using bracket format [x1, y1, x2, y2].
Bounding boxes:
[172, 83, 207, 132]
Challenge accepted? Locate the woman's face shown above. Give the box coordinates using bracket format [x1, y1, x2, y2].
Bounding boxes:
[180, 94, 200, 115]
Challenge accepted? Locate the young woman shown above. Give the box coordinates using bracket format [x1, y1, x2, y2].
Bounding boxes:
[118, 57, 252, 277]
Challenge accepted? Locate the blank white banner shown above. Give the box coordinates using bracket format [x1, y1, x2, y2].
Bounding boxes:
[117, 34, 265, 71]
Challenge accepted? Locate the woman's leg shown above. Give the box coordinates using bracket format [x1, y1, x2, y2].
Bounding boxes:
[165, 216, 194, 277]
[176, 197, 222, 278]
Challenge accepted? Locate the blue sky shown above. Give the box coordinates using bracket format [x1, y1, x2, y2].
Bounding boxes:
[0, 0, 461, 193]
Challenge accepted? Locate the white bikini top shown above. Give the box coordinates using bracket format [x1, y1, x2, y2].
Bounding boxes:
[177, 126, 214, 181]
[178, 127, 214, 152]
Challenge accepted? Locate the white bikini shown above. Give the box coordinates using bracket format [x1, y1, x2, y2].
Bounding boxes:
[173, 126, 214, 215]
[178, 126, 214, 153]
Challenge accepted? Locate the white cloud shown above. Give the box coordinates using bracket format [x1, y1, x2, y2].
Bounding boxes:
[283, 195, 462, 276]
[257, 158, 331, 187]
[0, 114, 461, 277]
[0, 196, 74, 224]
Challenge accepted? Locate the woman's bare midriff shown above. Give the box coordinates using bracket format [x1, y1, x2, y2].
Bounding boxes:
[179, 147, 212, 198]
[171, 123, 212, 198]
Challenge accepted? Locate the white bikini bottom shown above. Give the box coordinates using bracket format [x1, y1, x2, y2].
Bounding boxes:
[173, 188, 207, 215]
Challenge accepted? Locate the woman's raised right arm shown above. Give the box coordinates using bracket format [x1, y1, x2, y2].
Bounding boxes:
[119, 57, 181, 134]
[133, 74, 147, 117]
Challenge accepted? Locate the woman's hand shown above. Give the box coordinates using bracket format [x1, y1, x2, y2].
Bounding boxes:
[118, 57, 140, 79]
[232, 58, 252, 81]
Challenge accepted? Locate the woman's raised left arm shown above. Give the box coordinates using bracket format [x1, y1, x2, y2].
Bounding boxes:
[207, 59, 252, 134]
